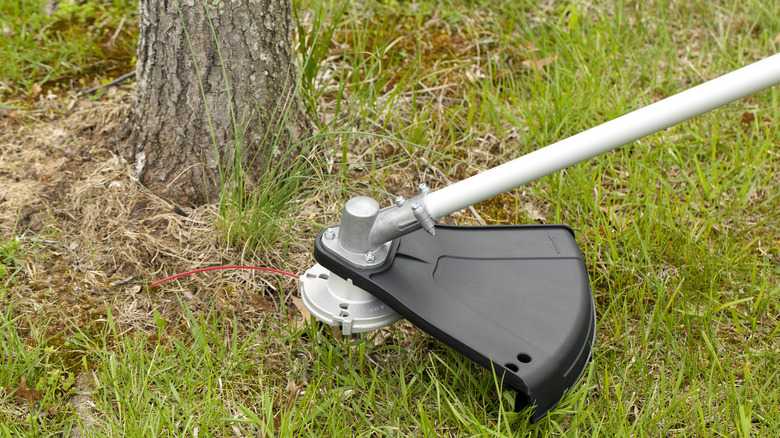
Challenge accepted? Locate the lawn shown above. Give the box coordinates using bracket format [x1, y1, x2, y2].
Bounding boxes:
[1, 0, 778, 436]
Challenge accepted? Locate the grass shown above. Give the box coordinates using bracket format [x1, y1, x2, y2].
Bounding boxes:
[2, 0, 780, 436]
[0, 0, 137, 99]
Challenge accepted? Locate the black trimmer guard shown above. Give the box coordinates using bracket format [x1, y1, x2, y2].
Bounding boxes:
[314, 224, 595, 422]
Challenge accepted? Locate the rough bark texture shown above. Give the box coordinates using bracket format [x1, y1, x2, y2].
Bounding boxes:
[118, 0, 309, 205]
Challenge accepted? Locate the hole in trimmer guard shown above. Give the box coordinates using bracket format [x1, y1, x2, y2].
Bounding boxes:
[314, 224, 595, 422]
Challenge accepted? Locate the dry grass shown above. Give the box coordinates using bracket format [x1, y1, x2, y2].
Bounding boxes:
[0, 91, 311, 345]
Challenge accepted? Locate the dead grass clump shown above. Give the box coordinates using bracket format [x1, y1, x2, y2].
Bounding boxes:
[2, 92, 306, 343]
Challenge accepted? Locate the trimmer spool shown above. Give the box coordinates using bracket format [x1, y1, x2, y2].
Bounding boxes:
[299, 262, 400, 336]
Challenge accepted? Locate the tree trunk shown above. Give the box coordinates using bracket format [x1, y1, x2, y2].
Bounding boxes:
[118, 0, 309, 205]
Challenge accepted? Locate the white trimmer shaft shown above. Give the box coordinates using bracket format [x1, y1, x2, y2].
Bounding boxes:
[426, 52, 780, 219]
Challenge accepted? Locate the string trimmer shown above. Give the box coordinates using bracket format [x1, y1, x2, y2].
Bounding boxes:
[299, 53, 780, 422]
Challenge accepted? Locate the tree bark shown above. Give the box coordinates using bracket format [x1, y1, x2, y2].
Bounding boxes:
[118, 0, 309, 205]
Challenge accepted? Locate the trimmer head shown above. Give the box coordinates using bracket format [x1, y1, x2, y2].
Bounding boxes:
[311, 224, 595, 422]
[297, 54, 780, 421]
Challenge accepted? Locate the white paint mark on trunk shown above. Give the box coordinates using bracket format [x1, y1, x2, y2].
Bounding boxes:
[134, 151, 146, 176]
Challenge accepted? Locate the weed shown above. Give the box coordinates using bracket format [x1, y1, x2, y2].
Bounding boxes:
[0, 239, 23, 281]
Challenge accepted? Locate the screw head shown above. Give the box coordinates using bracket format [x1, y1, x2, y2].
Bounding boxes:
[418, 183, 430, 194]
[410, 203, 422, 213]
[364, 251, 376, 263]
[324, 228, 336, 240]
[395, 196, 406, 207]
